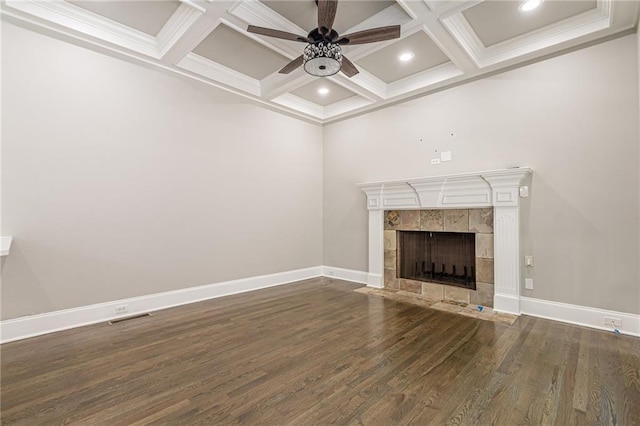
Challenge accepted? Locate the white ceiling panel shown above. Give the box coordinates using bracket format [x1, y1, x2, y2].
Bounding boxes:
[69, 0, 180, 36]
[357, 31, 450, 83]
[291, 79, 357, 106]
[462, 0, 598, 47]
[193, 24, 289, 80]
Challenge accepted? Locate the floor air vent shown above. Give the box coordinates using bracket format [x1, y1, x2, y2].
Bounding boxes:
[108, 313, 152, 325]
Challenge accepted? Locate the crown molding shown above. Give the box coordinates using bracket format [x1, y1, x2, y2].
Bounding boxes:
[5, 0, 204, 59]
[271, 93, 324, 119]
[386, 61, 463, 98]
[177, 52, 261, 96]
[5, 0, 160, 56]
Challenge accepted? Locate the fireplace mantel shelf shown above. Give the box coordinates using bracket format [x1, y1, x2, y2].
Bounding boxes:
[358, 168, 532, 316]
[358, 168, 532, 211]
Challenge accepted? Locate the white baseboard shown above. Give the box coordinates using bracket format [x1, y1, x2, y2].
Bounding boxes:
[493, 294, 521, 316]
[366, 272, 383, 288]
[322, 266, 369, 285]
[4, 268, 637, 343]
[521, 296, 640, 337]
[1, 266, 322, 344]
[322, 269, 640, 337]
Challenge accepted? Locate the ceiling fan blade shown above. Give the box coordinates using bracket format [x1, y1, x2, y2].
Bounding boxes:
[279, 55, 304, 74]
[336, 25, 400, 45]
[340, 56, 359, 77]
[247, 25, 309, 43]
[317, 0, 338, 35]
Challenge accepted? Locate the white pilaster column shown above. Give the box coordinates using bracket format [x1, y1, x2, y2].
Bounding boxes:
[483, 170, 530, 315]
[492, 206, 521, 314]
[359, 183, 385, 288]
[367, 209, 384, 288]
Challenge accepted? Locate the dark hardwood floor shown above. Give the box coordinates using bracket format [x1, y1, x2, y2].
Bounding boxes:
[1, 277, 639, 425]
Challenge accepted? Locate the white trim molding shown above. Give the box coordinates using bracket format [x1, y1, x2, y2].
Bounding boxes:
[4, 0, 204, 59]
[322, 266, 369, 285]
[177, 52, 261, 97]
[358, 168, 532, 315]
[3, 265, 635, 343]
[521, 297, 640, 337]
[1, 266, 322, 344]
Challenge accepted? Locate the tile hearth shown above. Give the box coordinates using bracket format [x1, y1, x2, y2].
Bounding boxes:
[354, 287, 518, 326]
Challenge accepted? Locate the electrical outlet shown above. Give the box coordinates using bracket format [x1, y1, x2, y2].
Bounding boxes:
[525, 278, 534, 290]
[604, 316, 622, 328]
[431, 158, 440, 165]
[114, 304, 129, 314]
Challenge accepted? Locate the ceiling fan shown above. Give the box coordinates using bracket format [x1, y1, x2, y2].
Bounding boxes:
[247, 0, 401, 78]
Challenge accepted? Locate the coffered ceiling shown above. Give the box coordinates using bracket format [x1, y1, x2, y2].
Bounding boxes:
[2, 0, 638, 123]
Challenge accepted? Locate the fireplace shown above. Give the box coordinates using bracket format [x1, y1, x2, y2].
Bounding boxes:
[384, 208, 493, 306]
[398, 231, 476, 290]
[358, 168, 532, 315]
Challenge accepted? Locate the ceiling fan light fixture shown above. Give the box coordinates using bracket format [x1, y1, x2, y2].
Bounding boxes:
[303, 42, 342, 77]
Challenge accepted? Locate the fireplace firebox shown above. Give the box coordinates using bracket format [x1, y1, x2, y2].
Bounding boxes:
[398, 231, 476, 290]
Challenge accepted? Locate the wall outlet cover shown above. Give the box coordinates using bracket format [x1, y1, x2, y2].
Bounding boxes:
[525, 278, 534, 290]
[604, 316, 622, 328]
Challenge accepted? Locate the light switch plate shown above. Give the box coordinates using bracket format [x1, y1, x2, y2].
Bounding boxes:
[440, 151, 452, 162]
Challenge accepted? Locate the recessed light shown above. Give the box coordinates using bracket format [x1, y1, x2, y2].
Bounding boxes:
[398, 52, 415, 62]
[318, 87, 330, 95]
[519, 0, 542, 12]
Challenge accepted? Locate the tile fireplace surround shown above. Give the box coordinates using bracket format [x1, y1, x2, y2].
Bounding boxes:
[384, 208, 495, 307]
[359, 168, 532, 315]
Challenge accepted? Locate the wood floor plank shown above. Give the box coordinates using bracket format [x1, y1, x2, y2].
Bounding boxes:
[1, 277, 639, 425]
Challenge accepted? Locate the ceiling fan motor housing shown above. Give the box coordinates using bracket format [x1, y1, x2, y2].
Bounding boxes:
[247, 0, 400, 77]
[303, 41, 342, 77]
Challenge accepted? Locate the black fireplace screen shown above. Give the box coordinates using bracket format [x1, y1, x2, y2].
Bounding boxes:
[398, 231, 476, 290]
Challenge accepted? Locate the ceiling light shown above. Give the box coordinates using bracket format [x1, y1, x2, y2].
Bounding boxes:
[398, 52, 414, 62]
[519, 0, 542, 12]
[318, 87, 330, 95]
[303, 41, 342, 77]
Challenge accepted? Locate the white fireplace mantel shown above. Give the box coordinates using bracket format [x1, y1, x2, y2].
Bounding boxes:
[358, 167, 532, 315]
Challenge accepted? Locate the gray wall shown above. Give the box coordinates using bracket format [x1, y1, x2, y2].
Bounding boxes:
[1, 23, 323, 320]
[323, 34, 640, 315]
[2, 23, 639, 321]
